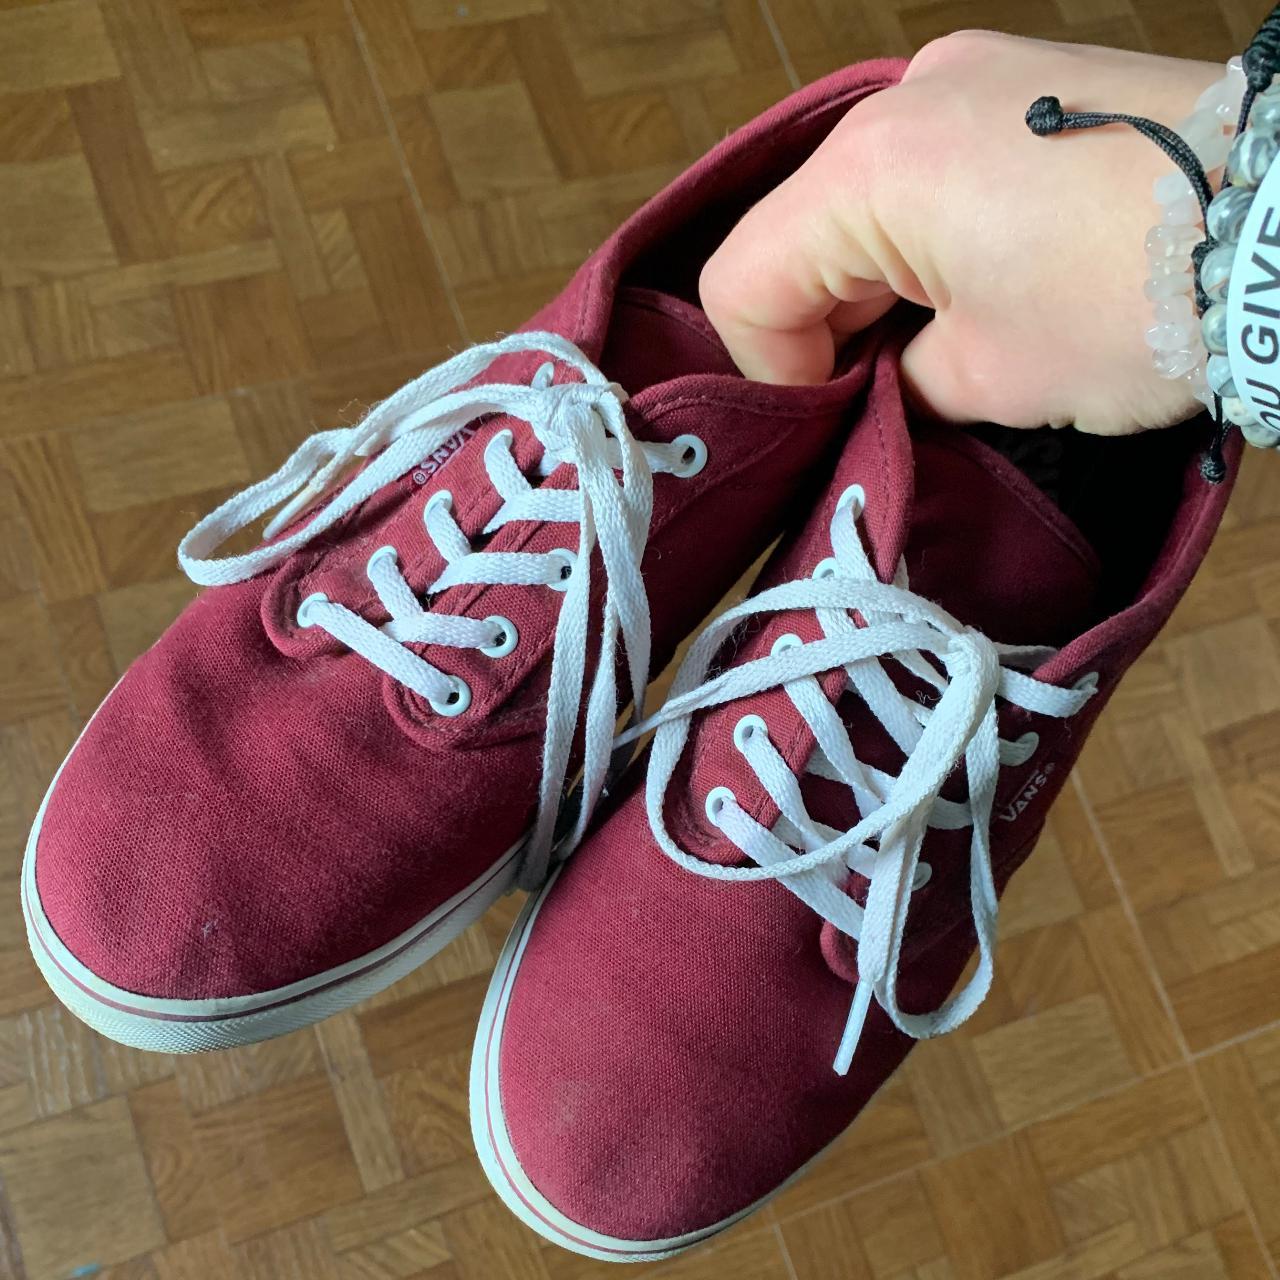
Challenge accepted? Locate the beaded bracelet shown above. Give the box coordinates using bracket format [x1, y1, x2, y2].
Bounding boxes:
[1200, 84, 1280, 445]
[1142, 59, 1243, 406]
[1026, 2, 1280, 481]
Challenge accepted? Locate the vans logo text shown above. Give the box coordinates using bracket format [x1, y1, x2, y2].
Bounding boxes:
[998, 762, 1055, 823]
[411, 425, 478, 486]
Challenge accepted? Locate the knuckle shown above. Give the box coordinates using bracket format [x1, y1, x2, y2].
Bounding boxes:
[697, 248, 736, 319]
[907, 29, 1010, 77]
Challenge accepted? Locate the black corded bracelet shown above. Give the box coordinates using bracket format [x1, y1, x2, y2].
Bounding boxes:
[1026, 3, 1280, 483]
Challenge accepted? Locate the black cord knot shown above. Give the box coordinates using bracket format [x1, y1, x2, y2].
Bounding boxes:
[1200, 409, 1229, 484]
[1244, 8, 1280, 91]
[1200, 449, 1228, 483]
[1025, 95, 1066, 136]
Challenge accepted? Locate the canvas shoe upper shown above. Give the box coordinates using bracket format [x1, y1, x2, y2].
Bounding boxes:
[471, 329, 1239, 1261]
[21, 58, 908, 1053]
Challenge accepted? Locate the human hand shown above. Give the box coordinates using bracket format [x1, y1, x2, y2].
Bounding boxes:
[699, 32, 1223, 434]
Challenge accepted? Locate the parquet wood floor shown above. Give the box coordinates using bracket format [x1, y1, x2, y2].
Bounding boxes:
[1, 2, 1278, 1277]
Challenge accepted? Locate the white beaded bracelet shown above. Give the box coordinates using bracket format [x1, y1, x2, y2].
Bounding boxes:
[1144, 58, 1245, 407]
[1199, 82, 1280, 446]
[1027, 4, 1280, 478]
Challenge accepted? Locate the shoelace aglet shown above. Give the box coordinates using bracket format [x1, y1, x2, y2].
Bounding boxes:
[833, 980, 874, 1076]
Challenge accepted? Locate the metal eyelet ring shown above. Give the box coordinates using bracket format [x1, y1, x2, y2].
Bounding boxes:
[705, 786, 736, 824]
[1012, 731, 1039, 763]
[547, 548, 577, 591]
[423, 489, 453, 525]
[295, 592, 328, 627]
[366, 544, 398, 575]
[913, 862, 933, 891]
[771, 632, 803, 655]
[733, 714, 768, 752]
[812, 557, 839, 580]
[428, 676, 471, 717]
[670, 434, 708, 479]
[837, 483, 867, 517]
[479, 615, 518, 659]
[1074, 671, 1100, 694]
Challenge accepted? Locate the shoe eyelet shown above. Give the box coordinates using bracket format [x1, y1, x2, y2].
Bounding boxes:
[366, 544, 398, 575]
[428, 676, 471, 717]
[479, 615, 518, 658]
[671, 434, 707, 479]
[296, 592, 328, 627]
[705, 786, 736, 824]
[1074, 671, 1100, 694]
[771, 632, 802, 655]
[1011, 731, 1039, 764]
[423, 489, 453, 525]
[812, 557, 839, 580]
[913, 862, 933, 891]
[547, 548, 577, 591]
[837, 483, 866, 517]
[733, 714, 768, 752]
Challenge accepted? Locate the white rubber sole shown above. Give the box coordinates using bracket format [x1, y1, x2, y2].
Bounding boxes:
[22, 721, 524, 1053]
[470, 867, 848, 1264]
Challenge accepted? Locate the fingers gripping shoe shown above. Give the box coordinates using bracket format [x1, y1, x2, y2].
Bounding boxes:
[471, 336, 1238, 1260]
[21, 58, 908, 1053]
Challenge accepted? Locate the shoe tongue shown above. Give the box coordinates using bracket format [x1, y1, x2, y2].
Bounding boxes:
[901, 423, 1101, 647]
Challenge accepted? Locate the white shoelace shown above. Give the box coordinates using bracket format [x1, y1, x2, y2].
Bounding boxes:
[621, 484, 1095, 1074]
[178, 333, 704, 888]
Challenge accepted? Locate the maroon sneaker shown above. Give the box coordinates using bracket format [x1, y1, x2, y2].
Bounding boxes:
[21, 59, 906, 1053]
[471, 335, 1238, 1260]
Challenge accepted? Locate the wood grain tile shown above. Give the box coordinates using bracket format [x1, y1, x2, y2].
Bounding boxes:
[0, 595, 65, 723]
[141, 90, 337, 172]
[973, 995, 1136, 1129]
[72, 397, 249, 512]
[921, 1135, 1064, 1280]
[0, 347, 199, 436]
[100, 0, 208, 111]
[0, 1097, 163, 1279]
[162, 161, 269, 254]
[785, 1172, 945, 1279]
[0, 154, 118, 285]
[0, 89, 78, 165]
[130, 1077, 220, 1245]
[22, 279, 97, 370]
[430, 83, 559, 201]
[1198, 1026, 1280, 1264]
[0, 5, 1276, 1279]
[174, 269, 313, 391]
[70, 76, 174, 264]
[316, 1012, 407, 1193]
[1, 432, 106, 601]
[190, 1074, 362, 1243]
[0, 1, 120, 95]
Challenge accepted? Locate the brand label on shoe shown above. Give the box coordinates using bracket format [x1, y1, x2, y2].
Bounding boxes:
[997, 761, 1055, 823]
[1227, 157, 1280, 428]
[410, 425, 478, 487]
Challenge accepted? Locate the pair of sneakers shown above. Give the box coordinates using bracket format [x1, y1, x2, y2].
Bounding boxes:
[22, 59, 1235, 1261]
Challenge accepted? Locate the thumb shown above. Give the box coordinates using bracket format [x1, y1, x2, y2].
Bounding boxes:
[899, 315, 996, 426]
[699, 110, 908, 385]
